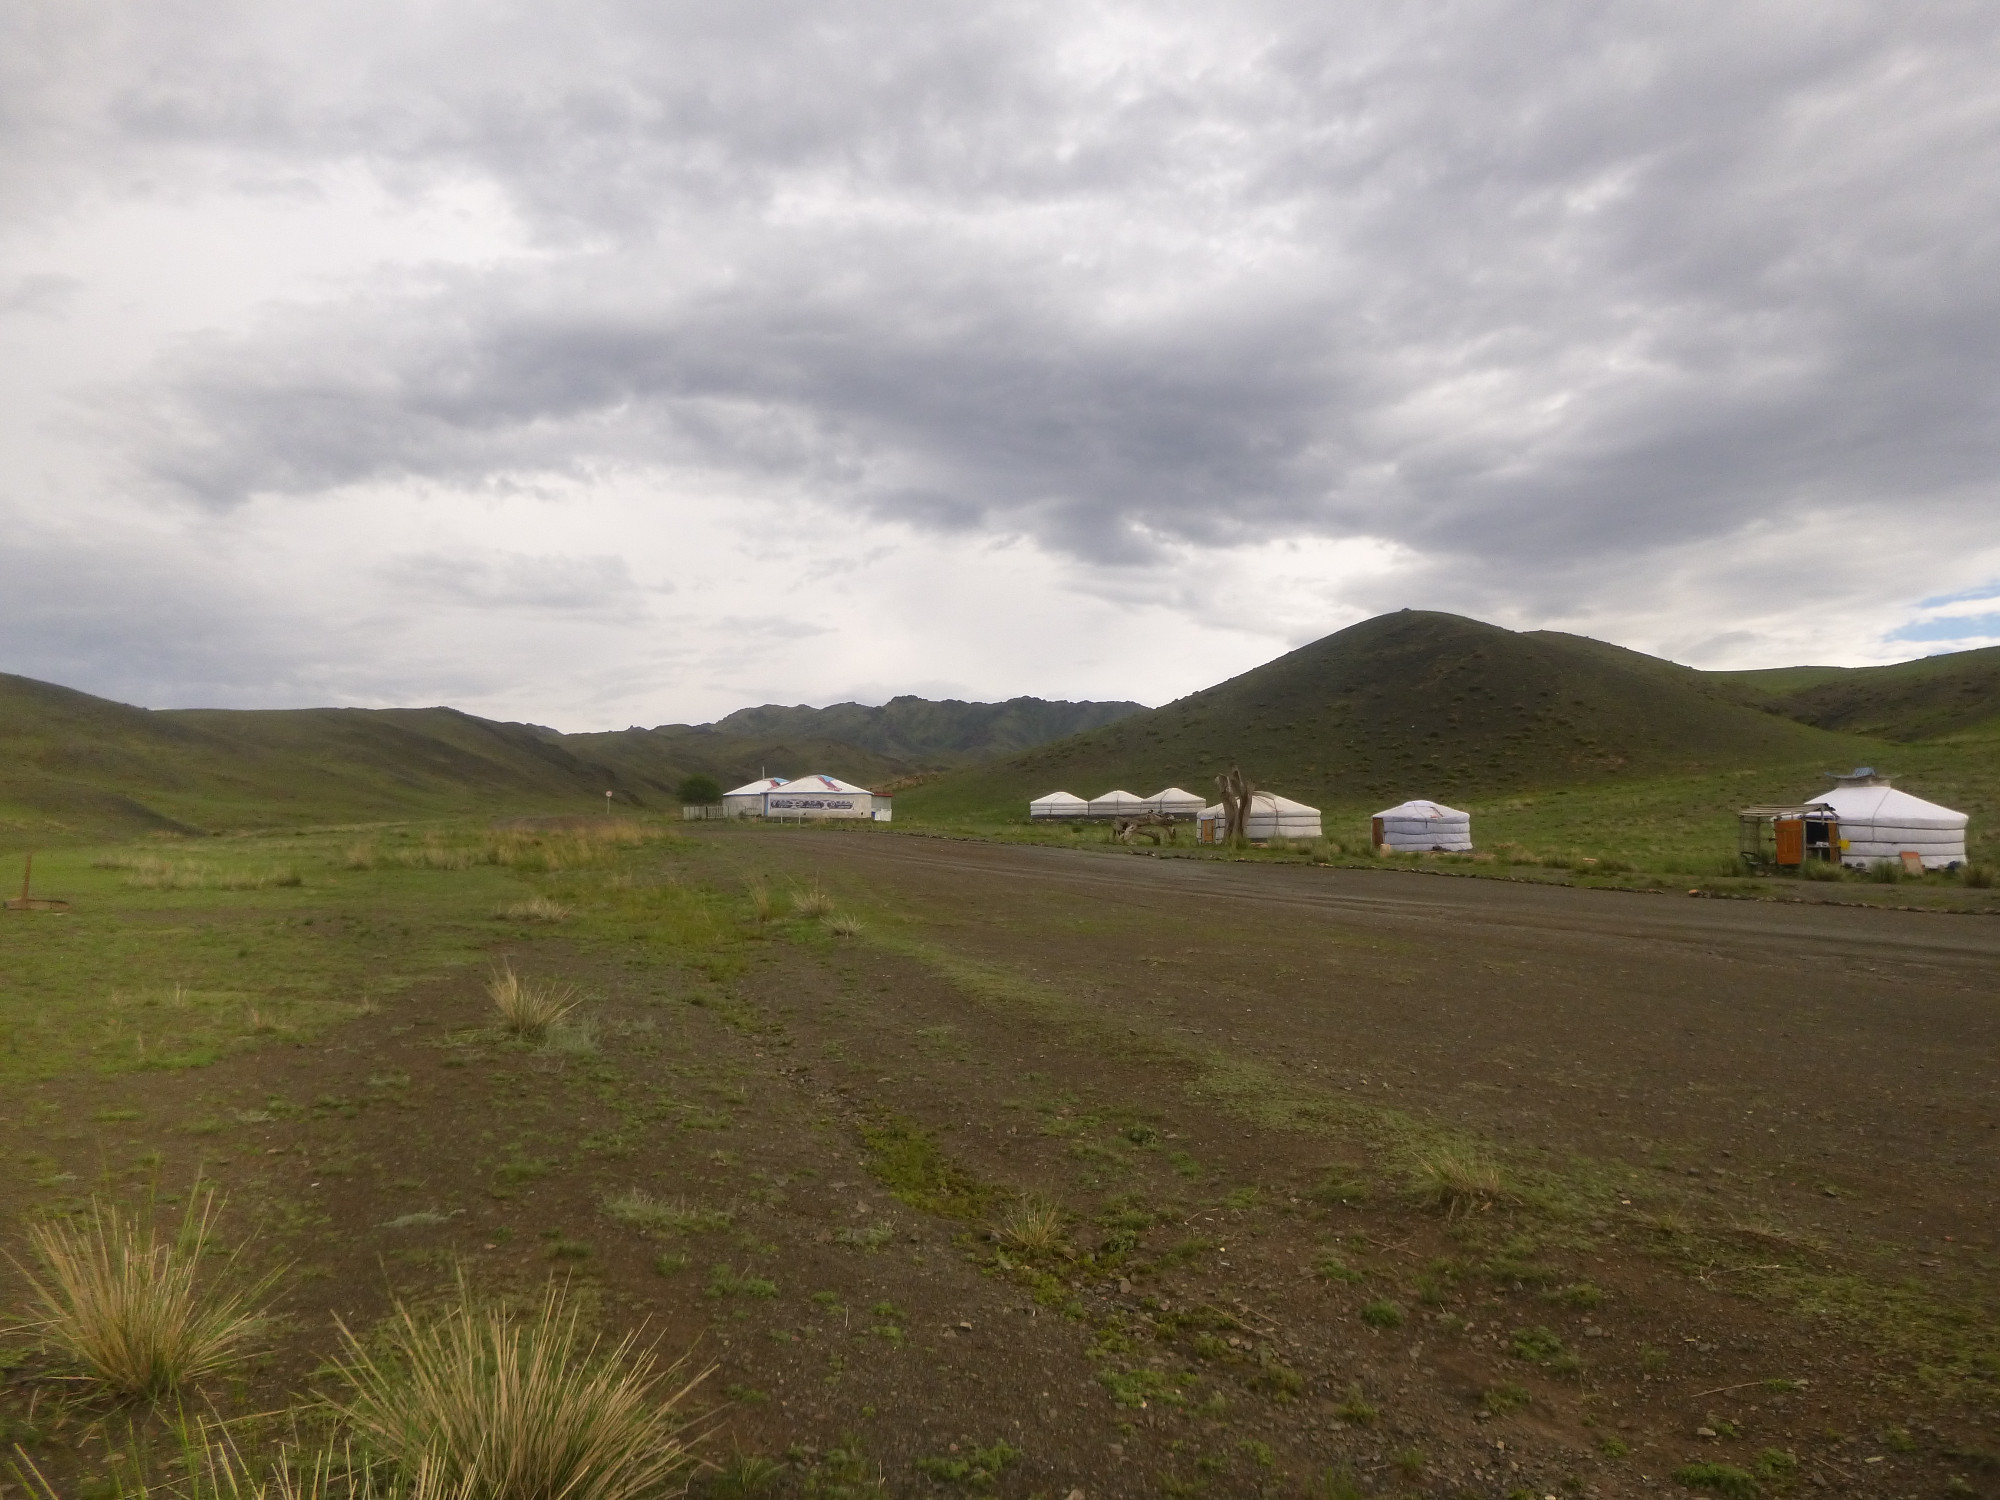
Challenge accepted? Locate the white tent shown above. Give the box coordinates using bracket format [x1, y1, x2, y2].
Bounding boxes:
[1373, 799, 1473, 852]
[1086, 789, 1150, 820]
[1808, 769, 1967, 870]
[1147, 786, 1205, 819]
[764, 774, 877, 821]
[1197, 792, 1323, 843]
[1029, 790, 1088, 820]
[722, 777, 788, 818]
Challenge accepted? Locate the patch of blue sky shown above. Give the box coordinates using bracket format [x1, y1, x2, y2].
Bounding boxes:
[1886, 614, 2000, 643]
[1885, 581, 2000, 644]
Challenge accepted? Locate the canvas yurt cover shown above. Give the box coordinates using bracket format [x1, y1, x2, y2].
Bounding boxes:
[723, 777, 788, 817]
[1197, 793, 1323, 843]
[1147, 787, 1205, 819]
[764, 774, 874, 820]
[1373, 800, 1473, 852]
[1808, 770, 1967, 870]
[1029, 791, 1088, 820]
[1086, 789, 1149, 819]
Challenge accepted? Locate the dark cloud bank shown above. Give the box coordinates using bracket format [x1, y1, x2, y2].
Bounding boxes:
[8, 0, 2000, 706]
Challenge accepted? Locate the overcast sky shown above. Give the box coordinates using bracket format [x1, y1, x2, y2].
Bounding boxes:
[4, 0, 1998, 729]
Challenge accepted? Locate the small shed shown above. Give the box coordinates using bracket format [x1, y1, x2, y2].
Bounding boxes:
[1086, 789, 1150, 820]
[1737, 804, 1840, 868]
[1806, 768, 1967, 870]
[1372, 800, 1472, 853]
[1197, 792, 1323, 843]
[764, 774, 877, 821]
[1147, 787, 1205, 820]
[1029, 791, 1088, 820]
[723, 777, 788, 818]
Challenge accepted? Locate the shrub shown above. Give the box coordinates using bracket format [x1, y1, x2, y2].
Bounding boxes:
[676, 775, 723, 806]
[487, 963, 581, 1043]
[1964, 864, 1994, 889]
[12, 1188, 275, 1400]
[1360, 1300, 1404, 1329]
[329, 1279, 707, 1500]
[791, 881, 835, 918]
[1866, 859, 1902, 884]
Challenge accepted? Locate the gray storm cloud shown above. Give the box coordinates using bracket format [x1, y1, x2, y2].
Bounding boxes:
[5, 0, 2000, 715]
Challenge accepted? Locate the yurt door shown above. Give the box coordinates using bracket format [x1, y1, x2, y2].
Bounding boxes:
[1371, 816, 1386, 851]
[1773, 818, 1805, 867]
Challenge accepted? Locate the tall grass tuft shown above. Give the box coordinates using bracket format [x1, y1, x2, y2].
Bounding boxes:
[11, 1188, 276, 1400]
[995, 1197, 1069, 1257]
[823, 913, 864, 938]
[790, 881, 835, 919]
[1405, 1143, 1507, 1217]
[497, 895, 572, 923]
[746, 880, 777, 923]
[328, 1280, 709, 1500]
[487, 964, 581, 1043]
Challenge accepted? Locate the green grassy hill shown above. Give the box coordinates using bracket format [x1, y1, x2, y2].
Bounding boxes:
[0, 673, 647, 843]
[0, 674, 1130, 846]
[1714, 644, 2000, 741]
[897, 611, 1998, 867]
[903, 611, 1878, 818]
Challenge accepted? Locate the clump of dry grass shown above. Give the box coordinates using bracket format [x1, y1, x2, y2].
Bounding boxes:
[328, 1280, 709, 1500]
[995, 1197, 1069, 1257]
[121, 856, 206, 890]
[1405, 1143, 1507, 1216]
[487, 964, 581, 1043]
[10, 1188, 277, 1400]
[823, 913, 864, 938]
[601, 1191, 734, 1236]
[790, 881, 835, 919]
[746, 880, 777, 923]
[496, 895, 572, 923]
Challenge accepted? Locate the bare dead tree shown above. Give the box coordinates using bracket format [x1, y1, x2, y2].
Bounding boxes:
[1214, 765, 1255, 845]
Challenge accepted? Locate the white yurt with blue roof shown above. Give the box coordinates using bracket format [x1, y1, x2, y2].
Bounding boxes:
[1372, 800, 1473, 852]
[1809, 769, 1967, 870]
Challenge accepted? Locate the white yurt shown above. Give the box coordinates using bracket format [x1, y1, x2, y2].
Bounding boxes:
[1086, 789, 1150, 820]
[1372, 799, 1473, 853]
[1147, 787, 1206, 819]
[723, 777, 788, 817]
[1029, 790, 1088, 820]
[1808, 769, 1967, 870]
[1197, 792, 1323, 843]
[764, 774, 876, 820]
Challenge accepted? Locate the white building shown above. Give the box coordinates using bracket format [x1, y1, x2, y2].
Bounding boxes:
[1147, 787, 1205, 819]
[1029, 790, 1088, 820]
[1086, 789, 1150, 820]
[722, 777, 789, 818]
[1807, 769, 1967, 870]
[764, 774, 886, 821]
[1372, 799, 1473, 852]
[1197, 792, 1323, 843]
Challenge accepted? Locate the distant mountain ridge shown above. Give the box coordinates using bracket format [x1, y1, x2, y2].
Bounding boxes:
[5, 613, 1994, 845]
[702, 695, 1146, 762]
[0, 674, 1145, 843]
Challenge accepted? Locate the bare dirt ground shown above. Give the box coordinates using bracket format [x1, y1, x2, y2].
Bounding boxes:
[4, 826, 1996, 1500]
